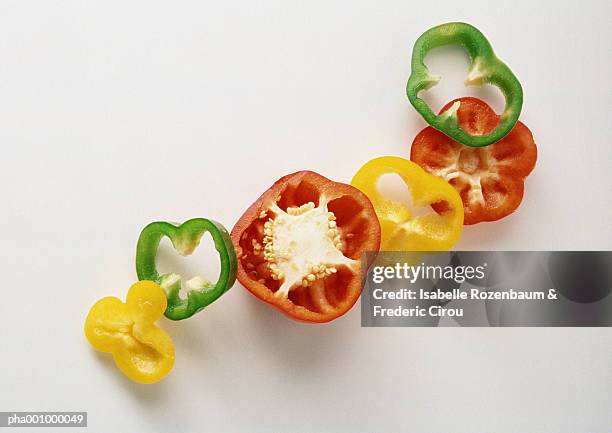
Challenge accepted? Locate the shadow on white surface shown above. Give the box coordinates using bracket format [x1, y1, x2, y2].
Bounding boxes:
[240, 286, 357, 372]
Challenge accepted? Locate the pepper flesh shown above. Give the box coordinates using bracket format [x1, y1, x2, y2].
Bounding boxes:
[136, 218, 237, 321]
[407, 22, 523, 147]
[351, 156, 463, 251]
[411, 97, 537, 224]
[84, 281, 175, 384]
[231, 171, 381, 323]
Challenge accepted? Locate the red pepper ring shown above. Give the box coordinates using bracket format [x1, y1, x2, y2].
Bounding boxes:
[410, 97, 537, 225]
[231, 171, 381, 323]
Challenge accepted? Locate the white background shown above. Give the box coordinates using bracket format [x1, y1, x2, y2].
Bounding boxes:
[1, 1, 611, 432]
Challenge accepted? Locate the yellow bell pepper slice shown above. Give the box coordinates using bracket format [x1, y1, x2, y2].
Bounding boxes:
[351, 156, 464, 251]
[84, 281, 175, 384]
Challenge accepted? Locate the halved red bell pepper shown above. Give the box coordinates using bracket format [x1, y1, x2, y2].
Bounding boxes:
[410, 97, 537, 225]
[231, 171, 381, 323]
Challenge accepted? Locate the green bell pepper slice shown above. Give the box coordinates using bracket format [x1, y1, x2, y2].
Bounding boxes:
[136, 218, 237, 321]
[407, 22, 523, 147]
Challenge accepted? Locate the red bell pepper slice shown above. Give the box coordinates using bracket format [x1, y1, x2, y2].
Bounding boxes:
[231, 171, 381, 323]
[410, 97, 537, 225]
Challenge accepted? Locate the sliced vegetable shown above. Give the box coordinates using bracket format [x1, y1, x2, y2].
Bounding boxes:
[231, 171, 381, 323]
[84, 281, 175, 384]
[136, 218, 237, 321]
[410, 97, 537, 225]
[351, 156, 463, 251]
[407, 22, 522, 147]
